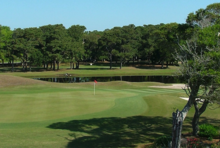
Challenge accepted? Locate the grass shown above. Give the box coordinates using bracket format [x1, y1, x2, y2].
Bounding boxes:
[0, 64, 219, 147]
[0, 64, 179, 77]
[0, 75, 220, 148]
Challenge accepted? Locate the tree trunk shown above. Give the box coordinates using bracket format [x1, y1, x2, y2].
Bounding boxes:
[161, 60, 164, 69]
[76, 62, 79, 69]
[25, 55, 28, 71]
[171, 88, 199, 148]
[76, 61, 79, 69]
[166, 61, 169, 68]
[192, 100, 209, 136]
[70, 62, 72, 69]
[53, 60, 56, 70]
[77, 61, 79, 69]
[29, 63, 31, 71]
[25, 60, 27, 71]
[171, 84, 200, 147]
[11, 59, 14, 72]
[172, 110, 183, 148]
[2, 59, 4, 67]
[57, 61, 59, 70]
[72, 63, 74, 69]
[43, 62, 46, 69]
[22, 60, 25, 71]
[110, 54, 112, 69]
[192, 112, 200, 136]
[46, 63, 48, 69]
[120, 59, 122, 69]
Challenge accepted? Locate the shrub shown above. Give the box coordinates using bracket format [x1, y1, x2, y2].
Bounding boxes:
[153, 135, 172, 147]
[198, 124, 219, 139]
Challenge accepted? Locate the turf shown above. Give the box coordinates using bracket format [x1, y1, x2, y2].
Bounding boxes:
[0, 75, 219, 147]
[0, 65, 178, 77]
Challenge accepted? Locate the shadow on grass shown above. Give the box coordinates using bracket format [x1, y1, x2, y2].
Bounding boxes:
[48, 116, 175, 148]
[47, 116, 220, 148]
[135, 66, 168, 70]
[0, 67, 49, 72]
[72, 68, 118, 70]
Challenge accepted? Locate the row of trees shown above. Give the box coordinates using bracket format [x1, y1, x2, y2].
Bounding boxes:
[0, 24, 87, 71]
[1, 15, 218, 72]
[0, 20, 199, 71]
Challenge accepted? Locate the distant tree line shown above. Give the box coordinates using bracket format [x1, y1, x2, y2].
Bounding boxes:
[0, 3, 219, 72]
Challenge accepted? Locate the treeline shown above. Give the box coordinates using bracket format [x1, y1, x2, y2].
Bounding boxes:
[0, 3, 219, 71]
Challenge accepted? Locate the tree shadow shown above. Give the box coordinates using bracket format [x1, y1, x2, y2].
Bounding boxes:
[0, 67, 49, 72]
[47, 116, 177, 148]
[48, 116, 220, 148]
[73, 68, 118, 70]
[135, 65, 168, 70]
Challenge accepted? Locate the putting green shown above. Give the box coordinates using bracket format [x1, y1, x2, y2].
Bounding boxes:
[0, 81, 185, 123]
[0, 88, 139, 123]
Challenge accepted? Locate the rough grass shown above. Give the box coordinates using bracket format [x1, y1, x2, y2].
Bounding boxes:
[0, 75, 219, 147]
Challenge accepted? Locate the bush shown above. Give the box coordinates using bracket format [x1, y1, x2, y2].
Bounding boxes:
[198, 124, 219, 139]
[153, 135, 172, 147]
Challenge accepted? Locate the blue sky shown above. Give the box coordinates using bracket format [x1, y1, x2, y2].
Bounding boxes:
[0, 0, 219, 31]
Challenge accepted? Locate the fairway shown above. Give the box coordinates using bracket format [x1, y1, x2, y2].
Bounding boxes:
[0, 76, 220, 147]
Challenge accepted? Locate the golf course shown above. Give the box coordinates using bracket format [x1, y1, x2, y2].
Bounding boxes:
[0, 66, 219, 148]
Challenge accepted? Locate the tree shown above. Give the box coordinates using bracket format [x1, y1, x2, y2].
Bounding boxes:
[98, 29, 119, 69]
[84, 30, 102, 63]
[29, 49, 43, 71]
[67, 25, 86, 69]
[0, 26, 13, 65]
[172, 36, 220, 147]
[136, 24, 160, 65]
[197, 24, 220, 47]
[186, 3, 220, 28]
[40, 24, 67, 70]
[112, 25, 138, 69]
[150, 23, 179, 68]
[4, 29, 21, 72]
[21, 27, 42, 71]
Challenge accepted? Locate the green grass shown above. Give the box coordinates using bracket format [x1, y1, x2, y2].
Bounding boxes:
[0, 75, 220, 147]
[0, 65, 179, 77]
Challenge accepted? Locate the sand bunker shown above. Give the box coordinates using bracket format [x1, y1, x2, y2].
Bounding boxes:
[150, 84, 186, 89]
[150, 84, 190, 101]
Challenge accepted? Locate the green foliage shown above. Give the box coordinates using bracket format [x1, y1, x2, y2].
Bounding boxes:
[198, 24, 220, 47]
[153, 135, 171, 147]
[198, 124, 219, 139]
[186, 3, 220, 28]
[29, 49, 43, 66]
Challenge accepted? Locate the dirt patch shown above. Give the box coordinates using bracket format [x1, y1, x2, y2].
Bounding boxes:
[0, 75, 47, 88]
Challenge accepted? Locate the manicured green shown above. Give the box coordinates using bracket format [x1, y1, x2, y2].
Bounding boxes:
[0, 76, 219, 147]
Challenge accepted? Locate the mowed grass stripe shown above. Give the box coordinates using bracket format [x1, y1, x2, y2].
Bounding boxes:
[0, 90, 138, 123]
[68, 95, 148, 120]
[124, 88, 182, 95]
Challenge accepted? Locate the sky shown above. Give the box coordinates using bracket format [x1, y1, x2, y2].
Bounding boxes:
[0, 0, 219, 31]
